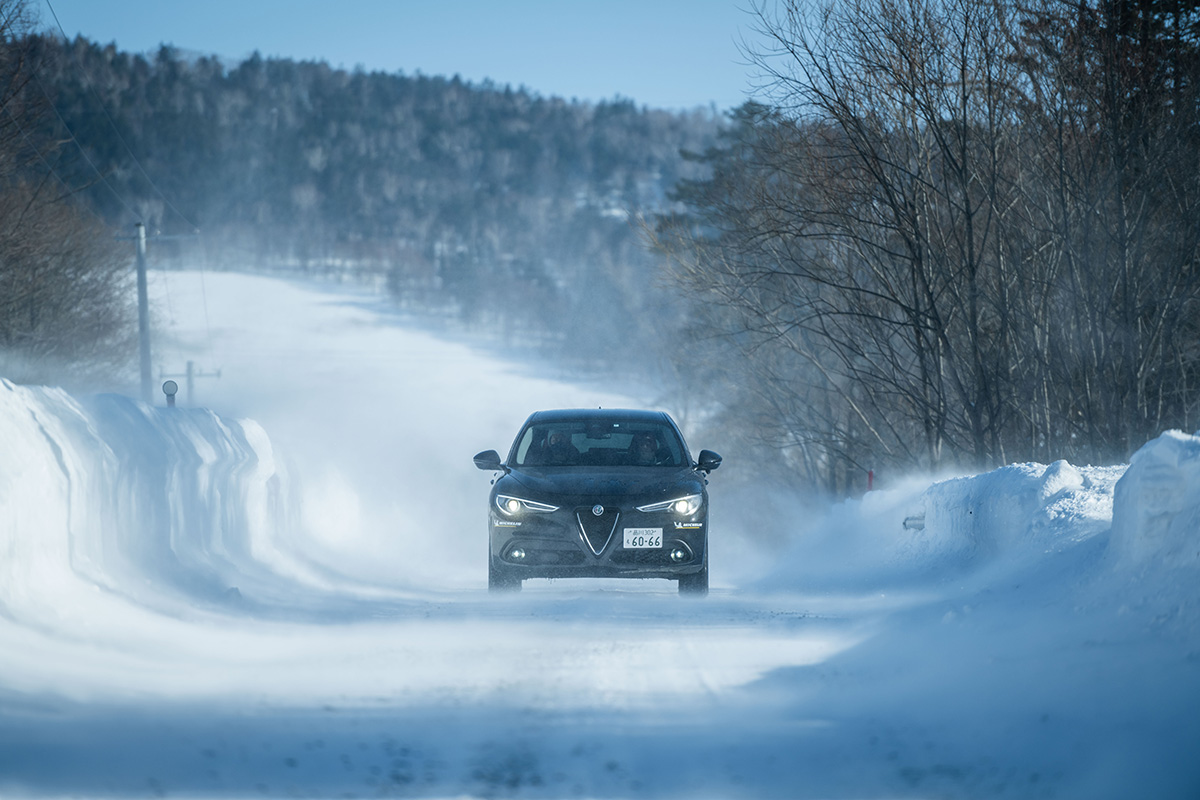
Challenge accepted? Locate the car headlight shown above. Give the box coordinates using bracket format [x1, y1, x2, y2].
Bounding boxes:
[495, 495, 559, 516]
[636, 494, 703, 516]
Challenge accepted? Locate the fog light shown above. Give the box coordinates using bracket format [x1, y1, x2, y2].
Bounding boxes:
[509, 547, 527, 561]
[670, 548, 688, 563]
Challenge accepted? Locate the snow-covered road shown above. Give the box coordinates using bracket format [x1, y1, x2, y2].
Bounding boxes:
[1, 271, 1197, 799]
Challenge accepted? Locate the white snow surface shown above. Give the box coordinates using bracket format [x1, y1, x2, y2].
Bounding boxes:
[0, 271, 1198, 799]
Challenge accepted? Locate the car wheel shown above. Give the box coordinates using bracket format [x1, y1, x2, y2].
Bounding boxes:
[488, 559, 521, 592]
[677, 566, 708, 596]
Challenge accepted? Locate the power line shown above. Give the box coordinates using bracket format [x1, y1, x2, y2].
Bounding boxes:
[0, 101, 110, 223]
[26, 67, 144, 221]
[40, 0, 199, 233]
[37, 1, 215, 370]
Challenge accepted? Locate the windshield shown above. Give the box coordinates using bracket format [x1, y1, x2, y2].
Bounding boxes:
[512, 419, 687, 468]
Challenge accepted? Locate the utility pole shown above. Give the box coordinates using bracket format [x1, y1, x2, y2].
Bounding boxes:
[136, 222, 151, 403]
[124, 223, 202, 405]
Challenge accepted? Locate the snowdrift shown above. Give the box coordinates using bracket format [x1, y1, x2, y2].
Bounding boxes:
[757, 429, 1200, 600]
[1110, 429, 1200, 568]
[0, 378, 291, 618]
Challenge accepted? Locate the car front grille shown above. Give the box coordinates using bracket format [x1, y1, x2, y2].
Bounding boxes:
[576, 507, 619, 555]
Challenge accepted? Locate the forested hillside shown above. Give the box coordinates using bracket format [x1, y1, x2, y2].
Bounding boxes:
[24, 33, 721, 366]
[9, 1, 1198, 495]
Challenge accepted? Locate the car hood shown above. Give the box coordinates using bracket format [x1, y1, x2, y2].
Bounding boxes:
[501, 466, 704, 503]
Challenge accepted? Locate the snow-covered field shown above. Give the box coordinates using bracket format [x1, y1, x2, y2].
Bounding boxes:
[0, 270, 1197, 799]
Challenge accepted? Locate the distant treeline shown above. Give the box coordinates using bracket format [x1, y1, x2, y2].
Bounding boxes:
[22, 32, 721, 367]
[10, 0, 1195, 494]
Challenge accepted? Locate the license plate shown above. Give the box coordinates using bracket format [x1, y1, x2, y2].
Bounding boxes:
[623, 528, 662, 549]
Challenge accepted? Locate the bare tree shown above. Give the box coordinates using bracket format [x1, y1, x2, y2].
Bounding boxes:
[656, 0, 1200, 483]
[1011, 0, 1200, 459]
[0, 181, 134, 385]
[0, 0, 136, 387]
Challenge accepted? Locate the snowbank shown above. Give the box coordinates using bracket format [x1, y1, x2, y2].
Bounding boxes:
[6, 369, 1196, 610]
[920, 458, 1125, 560]
[0, 379, 291, 617]
[759, 430, 1200, 593]
[1110, 429, 1200, 568]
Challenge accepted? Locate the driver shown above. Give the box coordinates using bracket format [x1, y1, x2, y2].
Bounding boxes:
[630, 431, 659, 465]
[543, 429, 579, 465]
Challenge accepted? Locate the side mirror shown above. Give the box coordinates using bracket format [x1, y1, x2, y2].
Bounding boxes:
[697, 449, 722, 473]
[473, 449, 504, 471]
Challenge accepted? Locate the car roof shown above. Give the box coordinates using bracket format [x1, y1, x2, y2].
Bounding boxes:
[525, 408, 673, 425]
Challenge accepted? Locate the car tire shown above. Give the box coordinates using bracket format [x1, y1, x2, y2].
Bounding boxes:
[677, 566, 708, 596]
[488, 559, 522, 592]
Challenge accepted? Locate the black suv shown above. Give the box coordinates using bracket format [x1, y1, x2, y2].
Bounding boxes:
[474, 409, 721, 595]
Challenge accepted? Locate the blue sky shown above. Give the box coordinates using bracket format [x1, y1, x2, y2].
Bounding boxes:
[39, 0, 768, 111]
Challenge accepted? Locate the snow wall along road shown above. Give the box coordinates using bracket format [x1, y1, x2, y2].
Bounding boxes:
[8, 369, 1200, 617]
[0, 379, 292, 625]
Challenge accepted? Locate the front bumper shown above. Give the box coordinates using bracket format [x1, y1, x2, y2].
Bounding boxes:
[489, 504, 707, 580]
